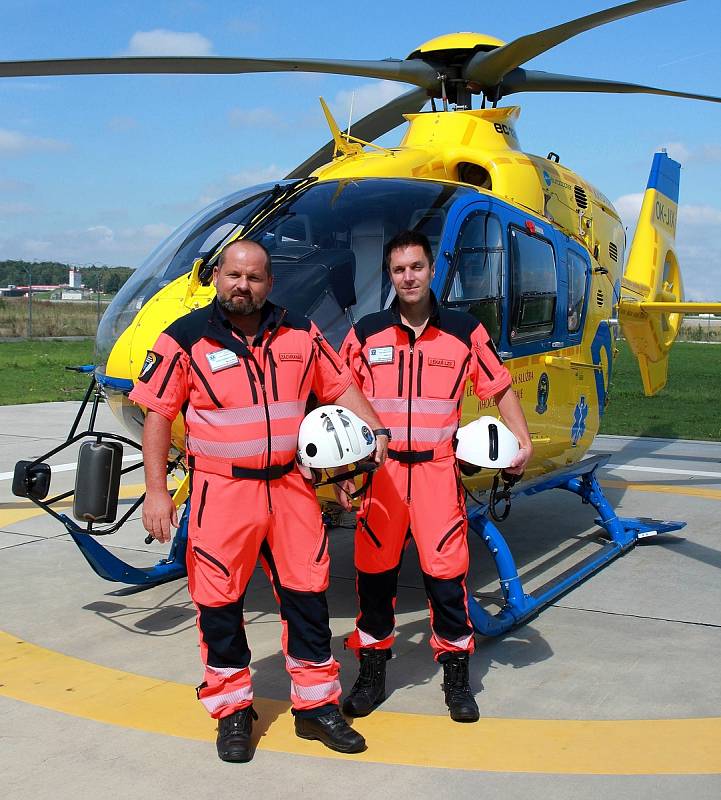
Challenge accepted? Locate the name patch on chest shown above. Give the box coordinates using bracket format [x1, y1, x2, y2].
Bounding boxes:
[368, 346, 394, 365]
[279, 352, 302, 362]
[428, 357, 456, 368]
[206, 348, 240, 373]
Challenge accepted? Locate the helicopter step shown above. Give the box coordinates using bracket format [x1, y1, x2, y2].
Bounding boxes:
[466, 454, 685, 637]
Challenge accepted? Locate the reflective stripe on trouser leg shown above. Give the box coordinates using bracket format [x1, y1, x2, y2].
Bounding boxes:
[349, 462, 410, 652]
[406, 457, 474, 658]
[422, 571, 475, 659]
[345, 566, 401, 653]
[186, 471, 268, 719]
[260, 515, 341, 713]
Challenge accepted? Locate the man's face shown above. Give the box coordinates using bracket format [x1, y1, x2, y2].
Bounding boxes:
[213, 243, 272, 317]
[387, 244, 434, 307]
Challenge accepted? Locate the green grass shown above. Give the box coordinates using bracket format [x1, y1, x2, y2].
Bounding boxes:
[0, 338, 718, 441]
[600, 340, 721, 441]
[0, 339, 96, 404]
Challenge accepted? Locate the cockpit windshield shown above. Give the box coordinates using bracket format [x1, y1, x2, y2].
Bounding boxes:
[96, 177, 472, 366]
[95, 181, 293, 364]
[246, 178, 473, 347]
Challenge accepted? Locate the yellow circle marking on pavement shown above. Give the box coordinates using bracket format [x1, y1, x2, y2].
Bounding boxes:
[2, 483, 719, 774]
[1, 630, 720, 775]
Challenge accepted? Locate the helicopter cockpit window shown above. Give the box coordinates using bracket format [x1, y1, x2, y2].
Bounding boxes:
[509, 226, 557, 341]
[567, 249, 588, 333]
[444, 212, 504, 344]
[246, 179, 473, 349]
[95, 182, 286, 366]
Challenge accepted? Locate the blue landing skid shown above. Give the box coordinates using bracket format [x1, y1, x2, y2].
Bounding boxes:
[64, 506, 189, 586]
[467, 454, 685, 637]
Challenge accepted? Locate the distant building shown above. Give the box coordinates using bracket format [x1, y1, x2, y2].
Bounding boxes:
[68, 268, 82, 289]
[60, 289, 84, 301]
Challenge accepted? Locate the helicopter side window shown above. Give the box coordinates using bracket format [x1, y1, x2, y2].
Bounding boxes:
[567, 249, 588, 333]
[509, 226, 556, 341]
[444, 212, 503, 344]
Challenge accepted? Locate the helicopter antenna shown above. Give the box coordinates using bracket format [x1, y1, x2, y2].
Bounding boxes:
[346, 90, 355, 141]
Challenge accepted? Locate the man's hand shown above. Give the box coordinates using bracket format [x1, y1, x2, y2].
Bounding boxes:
[142, 488, 178, 544]
[333, 478, 357, 512]
[374, 433, 389, 466]
[505, 442, 533, 477]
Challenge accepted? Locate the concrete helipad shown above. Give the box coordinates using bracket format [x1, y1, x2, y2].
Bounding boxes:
[1, 401, 720, 799]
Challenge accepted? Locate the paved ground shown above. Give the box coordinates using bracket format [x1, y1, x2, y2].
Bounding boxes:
[0, 401, 719, 799]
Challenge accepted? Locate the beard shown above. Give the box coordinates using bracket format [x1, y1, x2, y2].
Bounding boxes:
[218, 293, 264, 316]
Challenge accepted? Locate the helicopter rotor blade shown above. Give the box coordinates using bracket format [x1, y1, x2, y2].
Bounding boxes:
[0, 54, 439, 90]
[286, 87, 429, 179]
[464, 0, 683, 89]
[498, 68, 721, 104]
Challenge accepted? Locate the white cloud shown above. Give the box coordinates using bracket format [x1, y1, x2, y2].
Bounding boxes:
[0, 201, 34, 215]
[331, 80, 409, 125]
[612, 193, 643, 226]
[0, 222, 174, 267]
[198, 164, 287, 207]
[0, 128, 69, 156]
[0, 178, 33, 193]
[107, 116, 139, 132]
[656, 141, 721, 165]
[228, 107, 283, 128]
[657, 141, 690, 163]
[126, 29, 213, 56]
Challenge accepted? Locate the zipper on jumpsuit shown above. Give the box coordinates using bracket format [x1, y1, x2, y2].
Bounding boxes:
[242, 319, 282, 514]
[406, 334, 415, 502]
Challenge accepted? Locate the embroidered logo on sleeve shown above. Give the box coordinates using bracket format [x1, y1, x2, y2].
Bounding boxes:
[368, 346, 394, 365]
[428, 357, 455, 368]
[138, 351, 163, 383]
[279, 352, 302, 362]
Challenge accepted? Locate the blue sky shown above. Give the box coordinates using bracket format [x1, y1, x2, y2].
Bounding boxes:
[1, 0, 719, 298]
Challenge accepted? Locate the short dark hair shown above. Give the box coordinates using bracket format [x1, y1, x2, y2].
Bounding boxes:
[217, 240, 272, 276]
[384, 230, 433, 269]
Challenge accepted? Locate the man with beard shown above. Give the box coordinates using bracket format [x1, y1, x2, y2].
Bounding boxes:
[130, 240, 388, 763]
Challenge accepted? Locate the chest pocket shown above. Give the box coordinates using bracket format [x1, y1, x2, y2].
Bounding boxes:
[419, 350, 470, 402]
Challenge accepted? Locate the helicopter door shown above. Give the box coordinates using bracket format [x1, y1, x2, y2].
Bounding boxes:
[441, 208, 505, 345]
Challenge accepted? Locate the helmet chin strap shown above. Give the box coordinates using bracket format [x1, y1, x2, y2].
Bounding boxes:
[314, 460, 377, 499]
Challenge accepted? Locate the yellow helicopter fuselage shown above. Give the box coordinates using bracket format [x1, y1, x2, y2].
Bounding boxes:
[103, 106, 669, 493]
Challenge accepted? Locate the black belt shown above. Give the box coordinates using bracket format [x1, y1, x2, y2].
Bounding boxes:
[188, 454, 295, 481]
[231, 460, 295, 480]
[388, 448, 434, 464]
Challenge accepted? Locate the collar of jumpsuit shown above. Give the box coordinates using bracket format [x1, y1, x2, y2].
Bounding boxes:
[389, 289, 442, 337]
[208, 297, 283, 348]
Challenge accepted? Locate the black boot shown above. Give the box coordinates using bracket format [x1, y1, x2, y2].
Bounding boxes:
[342, 648, 391, 717]
[295, 708, 366, 753]
[441, 653, 480, 723]
[216, 706, 258, 762]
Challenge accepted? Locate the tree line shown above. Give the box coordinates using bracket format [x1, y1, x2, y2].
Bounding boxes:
[0, 261, 134, 294]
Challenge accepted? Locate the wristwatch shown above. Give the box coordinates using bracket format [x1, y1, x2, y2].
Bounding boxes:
[373, 428, 392, 441]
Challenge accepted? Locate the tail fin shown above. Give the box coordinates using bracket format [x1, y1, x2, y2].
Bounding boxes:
[619, 152, 683, 395]
[619, 153, 721, 394]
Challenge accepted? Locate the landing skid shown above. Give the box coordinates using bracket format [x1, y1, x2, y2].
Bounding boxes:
[466, 454, 685, 636]
[67, 507, 189, 586]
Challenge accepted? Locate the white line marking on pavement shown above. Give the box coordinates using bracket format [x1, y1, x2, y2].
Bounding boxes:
[0, 454, 142, 481]
[605, 463, 721, 479]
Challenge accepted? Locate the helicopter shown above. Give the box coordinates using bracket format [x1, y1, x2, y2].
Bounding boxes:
[7, 0, 721, 635]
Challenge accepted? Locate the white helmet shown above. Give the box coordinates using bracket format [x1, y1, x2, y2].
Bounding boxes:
[297, 406, 376, 469]
[455, 416, 519, 469]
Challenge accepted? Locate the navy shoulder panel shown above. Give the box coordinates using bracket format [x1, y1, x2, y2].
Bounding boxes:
[436, 307, 479, 348]
[280, 307, 312, 333]
[165, 304, 213, 353]
[354, 310, 395, 346]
